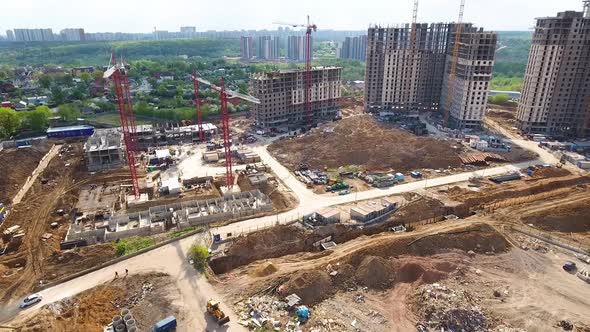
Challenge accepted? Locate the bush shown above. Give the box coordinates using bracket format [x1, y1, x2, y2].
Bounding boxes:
[188, 244, 210, 270]
[114, 236, 156, 256]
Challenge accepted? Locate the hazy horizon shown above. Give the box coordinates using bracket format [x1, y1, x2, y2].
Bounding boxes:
[1, 0, 586, 35]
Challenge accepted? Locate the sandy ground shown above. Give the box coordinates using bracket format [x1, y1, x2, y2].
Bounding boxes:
[0, 143, 52, 204]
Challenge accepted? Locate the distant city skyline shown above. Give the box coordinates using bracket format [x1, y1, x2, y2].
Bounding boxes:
[0, 0, 586, 35]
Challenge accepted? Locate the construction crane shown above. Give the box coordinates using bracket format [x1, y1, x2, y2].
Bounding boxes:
[195, 77, 260, 189]
[104, 53, 140, 198]
[443, 0, 466, 128]
[406, 0, 420, 112]
[192, 69, 204, 141]
[273, 16, 317, 127]
[122, 60, 139, 152]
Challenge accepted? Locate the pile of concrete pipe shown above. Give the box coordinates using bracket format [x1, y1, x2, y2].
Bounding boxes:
[111, 309, 137, 332]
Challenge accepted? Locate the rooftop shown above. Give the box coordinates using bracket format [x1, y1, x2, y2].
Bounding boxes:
[47, 125, 94, 133]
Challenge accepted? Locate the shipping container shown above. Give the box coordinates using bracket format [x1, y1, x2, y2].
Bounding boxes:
[47, 125, 95, 139]
[153, 316, 177, 332]
[577, 161, 590, 170]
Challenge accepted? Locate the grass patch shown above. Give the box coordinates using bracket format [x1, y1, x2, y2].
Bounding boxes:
[86, 113, 150, 126]
[170, 226, 203, 239]
[114, 236, 156, 256]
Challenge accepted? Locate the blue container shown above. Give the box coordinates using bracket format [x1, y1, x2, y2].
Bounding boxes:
[47, 125, 95, 139]
[213, 234, 221, 242]
[153, 316, 177, 332]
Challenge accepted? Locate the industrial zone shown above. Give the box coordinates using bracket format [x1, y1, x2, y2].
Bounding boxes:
[0, 1, 590, 332]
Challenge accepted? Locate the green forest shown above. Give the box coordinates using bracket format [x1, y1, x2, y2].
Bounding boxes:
[0, 39, 241, 66]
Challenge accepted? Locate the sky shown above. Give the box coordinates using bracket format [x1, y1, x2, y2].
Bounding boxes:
[0, 0, 586, 34]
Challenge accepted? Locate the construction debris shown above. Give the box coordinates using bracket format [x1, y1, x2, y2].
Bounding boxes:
[460, 152, 507, 165]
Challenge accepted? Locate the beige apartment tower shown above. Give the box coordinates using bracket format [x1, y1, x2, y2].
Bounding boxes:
[365, 23, 497, 129]
[250, 67, 342, 128]
[516, 4, 590, 137]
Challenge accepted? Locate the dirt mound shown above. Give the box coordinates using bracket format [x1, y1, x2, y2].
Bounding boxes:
[283, 270, 333, 305]
[522, 199, 590, 233]
[396, 262, 446, 284]
[252, 261, 278, 277]
[268, 115, 462, 172]
[0, 143, 51, 203]
[210, 225, 308, 274]
[355, 256, 395, 289]
[408, 224, 510, 255]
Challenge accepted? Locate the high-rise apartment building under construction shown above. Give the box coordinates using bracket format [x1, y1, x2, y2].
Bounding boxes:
[250, 67, 342, 128]
[516, 4, 590, 137]
[365, 23, 497, 129]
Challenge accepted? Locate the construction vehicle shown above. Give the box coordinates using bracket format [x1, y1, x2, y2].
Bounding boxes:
[326, 181, 349, 192]
[206, 300, 230, 325]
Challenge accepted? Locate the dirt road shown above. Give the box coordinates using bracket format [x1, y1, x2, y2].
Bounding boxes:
[11, 144, 61, 205]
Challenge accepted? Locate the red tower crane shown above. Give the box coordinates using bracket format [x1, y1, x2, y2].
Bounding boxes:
[274, 16, 317, 127]
[104, 53, 140, 198]
[192, 69, 204, 141]
[195, 77, 260, 189]
[122, 62, 139, 152]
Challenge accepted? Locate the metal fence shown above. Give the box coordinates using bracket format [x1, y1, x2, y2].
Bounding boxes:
[510, 224, 590, 255]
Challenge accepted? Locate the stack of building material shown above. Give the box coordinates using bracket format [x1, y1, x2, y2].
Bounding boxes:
[460, 152, 507, 165]
[203, 151, 220, 163]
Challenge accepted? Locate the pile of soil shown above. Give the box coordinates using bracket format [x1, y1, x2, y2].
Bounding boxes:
[283, 270, 333, 305]
[210, 226, 308, 274]
[268, 115, 462, 172]
[522, 200, 590, 233]
[396, 261, 446, 284]
[355, 256, 395, 288]
[252, 261, 278, 277]
[530, 167, 571, 179]
[0, 143, 51, 203]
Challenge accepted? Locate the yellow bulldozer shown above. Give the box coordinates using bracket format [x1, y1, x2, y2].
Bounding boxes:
[206, 300, 230, 326]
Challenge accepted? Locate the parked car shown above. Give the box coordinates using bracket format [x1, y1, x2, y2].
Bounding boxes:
[563, 261, 577, 272]
[20, 293, 42, 308]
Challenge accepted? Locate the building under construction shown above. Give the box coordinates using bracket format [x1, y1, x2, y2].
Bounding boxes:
[365, 23, 497, 129]
[250, 67, 342, 128]
[516, 5, 590, 137]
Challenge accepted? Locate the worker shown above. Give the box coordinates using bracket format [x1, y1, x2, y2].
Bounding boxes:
[115, 271, 119, 279]
[125, 268, 128, 276]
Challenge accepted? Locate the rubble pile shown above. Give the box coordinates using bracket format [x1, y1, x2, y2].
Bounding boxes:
[515, 235, 549, 253]
[415, 283, 489, 331]
[114, 282, 153, 308]
[236, 295, 300, 331]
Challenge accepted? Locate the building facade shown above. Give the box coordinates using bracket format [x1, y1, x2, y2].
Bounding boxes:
[13, 28, 54, 42]
[365, 23, 496, 129]
[60, 28, 85, 41]
[241, 36, 254, 59]
[250, 67, 342, 128]
[441, 25, 497, 129]
[337, 35, 368, 61]
[516, 7, 590, 137]
[6, 30, 14, 41]
[287, 35, 311, 61]
[257, 36, 280, 60]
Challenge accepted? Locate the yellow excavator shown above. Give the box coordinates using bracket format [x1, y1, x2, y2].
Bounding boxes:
[206, 300, 230, 326]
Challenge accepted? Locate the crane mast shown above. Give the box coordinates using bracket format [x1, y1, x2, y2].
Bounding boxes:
[104, 53, 140, 198]
[444, 0, 466, 128]
[407, 0, 419, 112]
[193, 69, 204, 141]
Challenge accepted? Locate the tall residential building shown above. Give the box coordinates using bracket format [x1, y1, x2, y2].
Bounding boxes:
[287, 35, 311, 61]
[441, 25, 497, 129]
[365, 23, 496, 129]
[250, 67, 342, 128]
[516, 6, 590, 137]
[6, 30, 14, 41]
[241, 36, 254, 59]
[180, 26, 196, 34]
[13, 28, 54, 42]
[60, 28, 85, 41]
[257, 36, 280, 60]
[337, 35, 368, 61]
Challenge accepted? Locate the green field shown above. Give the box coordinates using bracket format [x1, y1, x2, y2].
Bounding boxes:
[85, 112, 150, 126]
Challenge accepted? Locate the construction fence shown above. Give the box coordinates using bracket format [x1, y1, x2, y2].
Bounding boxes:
[510, 224, 590, 256]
